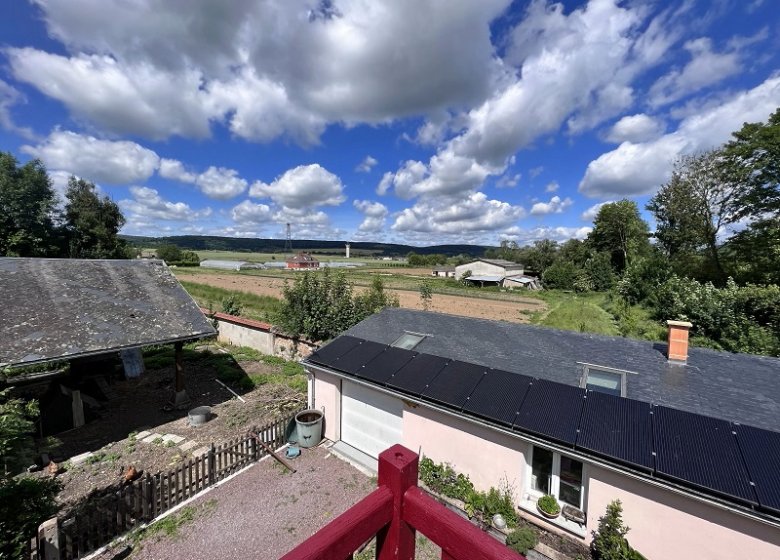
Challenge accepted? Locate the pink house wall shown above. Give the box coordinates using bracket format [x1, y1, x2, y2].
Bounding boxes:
[402, 405, 526, 500]
[312, 370, 341, 441]
[587, 465, 780, 560]
[309, 370, 780, 558]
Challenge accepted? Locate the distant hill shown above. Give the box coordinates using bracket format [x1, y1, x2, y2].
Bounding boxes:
[121, 235, 494, 258]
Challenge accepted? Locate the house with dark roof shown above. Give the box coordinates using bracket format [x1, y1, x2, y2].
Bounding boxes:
[302, 308, 780, 560]
[286, 252, 320, 269]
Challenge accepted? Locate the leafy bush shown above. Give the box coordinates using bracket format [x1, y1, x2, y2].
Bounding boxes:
[649, 276, 780, 355]
[277, 270, 397, 341]
[542, 261, 580, 290]
[506, 526, 538, 555]
[591, 500, 646, 560]
[585, 252, 616, 291]
[419, 457, 474, 500]
[0, 477, 61, 559]
[536, 494, 560, 516]
[465, 487, 518, 528]
[221, 293, 242, 316]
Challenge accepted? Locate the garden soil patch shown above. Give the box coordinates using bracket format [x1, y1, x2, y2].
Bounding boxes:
[33, 349, 306, 511]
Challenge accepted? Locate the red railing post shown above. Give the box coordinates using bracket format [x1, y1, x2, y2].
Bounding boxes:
[376, 445, 418, 560]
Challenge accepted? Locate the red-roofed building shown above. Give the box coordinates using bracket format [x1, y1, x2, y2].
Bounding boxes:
[285, 252, 320, 269]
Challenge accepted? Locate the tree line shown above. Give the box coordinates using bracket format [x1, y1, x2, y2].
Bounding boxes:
[487, 109, 780, 355]
[0, 152, 130, 259]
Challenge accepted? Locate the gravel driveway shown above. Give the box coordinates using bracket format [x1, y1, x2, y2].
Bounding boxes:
[125, 445, 376, 559]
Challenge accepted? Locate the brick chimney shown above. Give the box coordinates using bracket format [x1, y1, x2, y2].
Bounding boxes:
[667, 320, 693, 365]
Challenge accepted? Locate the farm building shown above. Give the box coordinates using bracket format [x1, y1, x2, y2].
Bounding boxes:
[454, 258, 524, 285]
[432, 266, 456, 278]
[286, 252, 320, 269]
[503, 274, 541, 290]
[0, 258, 216, 432]
[304, 308, 780, 560]
[200, 259, 264, 271]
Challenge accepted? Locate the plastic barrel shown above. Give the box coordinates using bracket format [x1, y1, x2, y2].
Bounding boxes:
[294, 409, 324, 448]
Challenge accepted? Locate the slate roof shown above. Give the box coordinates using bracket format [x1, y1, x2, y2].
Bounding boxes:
[477, 258, 524, 269]
[0, 258, 216, 367]
[344, 308, 780, 433]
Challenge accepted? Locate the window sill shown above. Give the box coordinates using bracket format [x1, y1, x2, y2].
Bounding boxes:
[519, 498, 587, 538]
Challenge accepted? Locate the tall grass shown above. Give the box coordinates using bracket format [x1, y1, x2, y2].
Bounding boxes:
[529, 291, 619, 336]
[179, 280, 283, 322]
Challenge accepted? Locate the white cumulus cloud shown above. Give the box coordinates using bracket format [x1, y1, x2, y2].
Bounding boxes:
[195, 166, 248, 199]
[21, 130, 160, 184]
[580, 201, 615, 221]
[353, 199, 388, 232]
[249, 164, 345, 210]
[530, 195, 573, 216]
[579, 75, 780, 197]
[121, 186, 211, 221]
[355, 155, 378, 173]
[605, 114, 664, 143]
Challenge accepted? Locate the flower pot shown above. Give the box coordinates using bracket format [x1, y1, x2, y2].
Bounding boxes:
[537, 503, 560, 519]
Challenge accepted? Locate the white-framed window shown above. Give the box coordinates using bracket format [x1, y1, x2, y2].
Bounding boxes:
[578, 362, 634, 397]
[527, 445, 586, 510]
[391, 331, 426, 350]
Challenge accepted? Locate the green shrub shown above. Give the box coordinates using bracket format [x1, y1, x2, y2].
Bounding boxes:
[465, 487, 518, 528]
[536, 494, 560, 515]
[506, 526, 538, 555]
[542, 261, 581, 290]
[221, 293, 242, 316]
[419, 457, 474, 500]
[591, 500, 646, 560]
[0, 477, 61, 559]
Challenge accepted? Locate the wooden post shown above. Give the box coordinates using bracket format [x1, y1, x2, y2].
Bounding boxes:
[169, 341, 191, 409]
[38, 517, 60, 560]
[208, 444, 216, 486]
[376, 444, 418, 560]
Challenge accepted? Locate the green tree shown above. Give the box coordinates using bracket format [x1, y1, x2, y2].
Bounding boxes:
[591, 500, 646, 560]
[156, 244, 183, 263]
[278, 270, 398, 341]
[355, 276, 399, 316]
[647, 151, 737, 281]
[419, 280, 433, 311]
[542, 260, 580, 290]
[587, 200, 651, 272]
[584, 252, 616, 291]
[722, 217, 780, 285]
[720, 107, 780, 220]
[559, 238, 591, 268]
[0, 389, 61, 559]
[64, 177, 127, 258]
[526, 239, 559, 274]
[0, 153, 60, 257]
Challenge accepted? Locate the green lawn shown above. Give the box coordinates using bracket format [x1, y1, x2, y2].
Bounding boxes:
[528, 291, 619, 335]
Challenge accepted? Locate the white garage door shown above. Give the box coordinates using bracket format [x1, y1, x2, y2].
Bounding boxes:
[341, 381, 404, 459]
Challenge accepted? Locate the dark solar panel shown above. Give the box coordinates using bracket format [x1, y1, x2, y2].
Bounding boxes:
[387, 353, 450, 396]
[331, 340, 387, 375]
[653, 406, 756, 504]
[463, 369, 532, 427]
[576, 391, 654, 470]
[734, 424, 780, 513]
[308, 335, 363, 367]
[421, 360, 487, 409]
[513, 379, 585, 445]
[357, 346, 417, 384]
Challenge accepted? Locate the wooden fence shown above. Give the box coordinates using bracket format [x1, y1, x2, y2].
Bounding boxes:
[35, 412, 296, 560]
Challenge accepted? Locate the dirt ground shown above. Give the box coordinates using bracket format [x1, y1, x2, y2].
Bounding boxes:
[33, 347, 306, 510]
[184, 273, 545, 323]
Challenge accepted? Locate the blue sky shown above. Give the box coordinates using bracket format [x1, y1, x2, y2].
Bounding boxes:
[1, 0, 778, 246]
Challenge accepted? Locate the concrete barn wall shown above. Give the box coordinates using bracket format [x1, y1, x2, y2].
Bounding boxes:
[455, 261, 506, 278]
[210, 312, 316, 361]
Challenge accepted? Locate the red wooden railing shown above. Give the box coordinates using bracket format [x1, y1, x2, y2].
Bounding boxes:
[280, 444, 524, 560]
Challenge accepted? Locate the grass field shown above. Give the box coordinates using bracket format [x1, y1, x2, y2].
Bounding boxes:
[528, 291, 619, 335]
[179, 280, 283, 322]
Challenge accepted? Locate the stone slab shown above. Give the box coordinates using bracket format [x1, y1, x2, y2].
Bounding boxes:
[134, 430, 152, 440]
[70, 451, 94, 466]
[162, 434, 185, 444]
[179, 440, 199, 452]
[142, 433, 163, 444]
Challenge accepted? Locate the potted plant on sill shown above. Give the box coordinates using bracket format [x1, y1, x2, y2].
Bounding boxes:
[537, 494, 561, 519]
